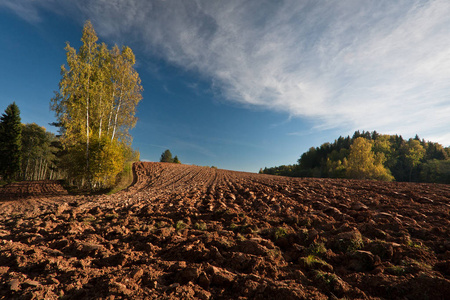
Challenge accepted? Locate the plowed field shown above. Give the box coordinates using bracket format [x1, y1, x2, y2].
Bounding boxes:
[0, 162, 449, 299]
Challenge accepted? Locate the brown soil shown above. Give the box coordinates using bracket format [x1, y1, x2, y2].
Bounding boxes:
[0, 162, 449, 299]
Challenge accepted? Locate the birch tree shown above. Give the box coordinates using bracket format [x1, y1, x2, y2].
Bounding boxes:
[109, 45, 142, 144]
[51, 21, 142, 189]
[20, 123, 60, 181]
[345, 137, 394, 181]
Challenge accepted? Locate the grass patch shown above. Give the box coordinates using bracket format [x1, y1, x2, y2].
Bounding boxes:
[105, 213, 119, 220]
[407, 239, 430, 251]
[300, 254, 332, 271]
[108, 162, 135, 194]
[194, 222, 207, 231]
[274, 227, 288, 240]
[303, 255, 323, 267]
[308, 242, 327, 256]
[236, 233, 246, 241]
[314, 270, 338, 286]
[175, 220, 187, 231]
[336, 233, 364, 253]
[82, 216, 96, 224]
[348, 237, 364, 252]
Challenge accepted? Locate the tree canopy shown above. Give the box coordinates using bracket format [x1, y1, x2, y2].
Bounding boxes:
[261, 130, 450, 183]
[51, 21, 142, 189]
[160, 150, 181, 164]
[160, 149, 173, 163]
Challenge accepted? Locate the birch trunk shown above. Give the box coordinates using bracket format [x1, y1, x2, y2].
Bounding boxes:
[107, 89, 115, 137]
[111, 79, 124, 141]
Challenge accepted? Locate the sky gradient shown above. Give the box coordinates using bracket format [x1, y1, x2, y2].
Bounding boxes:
[1, 0, 450, 172]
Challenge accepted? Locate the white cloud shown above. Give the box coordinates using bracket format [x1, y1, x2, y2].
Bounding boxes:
[0, 0, 74, 22]
[4, 0, 450, 143]
[0, 0, 44, 22]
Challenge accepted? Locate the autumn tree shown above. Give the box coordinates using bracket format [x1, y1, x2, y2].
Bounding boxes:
[51, 21, 142, 189]
[403, 139, 425, 181]
[0, 102, 22, 182]
[345, 137, 393, 181]
[373, 135, 393, 160]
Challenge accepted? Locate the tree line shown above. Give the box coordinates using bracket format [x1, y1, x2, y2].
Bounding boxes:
[1, 21, 142, 190]
[0, 103, 62, 183]
[260, 130, 450, 183]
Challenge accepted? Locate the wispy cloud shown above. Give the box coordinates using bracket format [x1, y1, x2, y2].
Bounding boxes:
[4, 0, 450, 142]
[0, 0, 45, 22]
[0, 0, 75, 23]
[173, 139, 217, 158]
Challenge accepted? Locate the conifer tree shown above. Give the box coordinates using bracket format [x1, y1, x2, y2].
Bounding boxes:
[0, 102, 22, 181]
[160, 149, 174, 163]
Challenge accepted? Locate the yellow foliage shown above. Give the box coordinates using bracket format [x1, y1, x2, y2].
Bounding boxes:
[62, 138, 125, 189]
[345, 137, 394, 181]
[51, 21, 142, 190]
[88, 137, 124, 187]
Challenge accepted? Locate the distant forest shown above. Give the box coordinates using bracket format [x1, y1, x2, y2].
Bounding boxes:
[260, 131, 450, 184]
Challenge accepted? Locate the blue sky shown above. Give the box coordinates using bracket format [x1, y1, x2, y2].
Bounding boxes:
[1, 0, 450, 172]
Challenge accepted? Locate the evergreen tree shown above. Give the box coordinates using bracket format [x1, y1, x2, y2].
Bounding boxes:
[0, 102, 22, 181]
[173, 156, 180, 164]
[160, 149, 173, 163]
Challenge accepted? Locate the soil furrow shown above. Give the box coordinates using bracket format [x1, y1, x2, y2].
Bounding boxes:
[0, 162, 449, 299]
